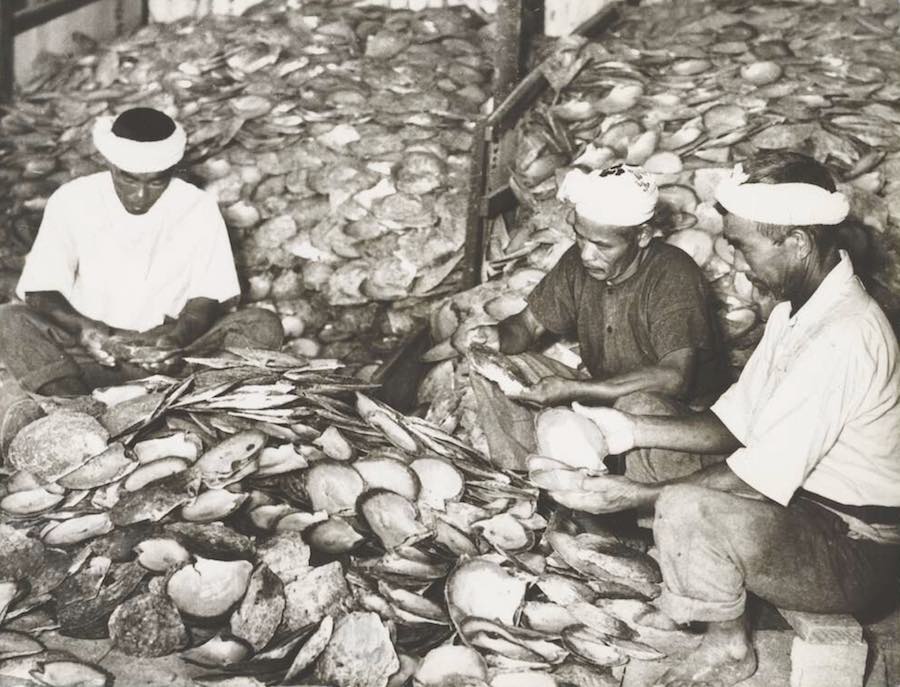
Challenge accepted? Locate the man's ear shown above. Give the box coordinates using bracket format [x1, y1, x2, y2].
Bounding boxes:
[787, 228, 813, 260]
[636, 224, 654, 248]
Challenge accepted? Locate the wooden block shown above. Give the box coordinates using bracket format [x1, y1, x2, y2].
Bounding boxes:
[790, 637, 868, 687]
[778, 609, 863, 644]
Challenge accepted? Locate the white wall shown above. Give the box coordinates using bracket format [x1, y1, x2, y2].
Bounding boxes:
[13, 0, 143, 85]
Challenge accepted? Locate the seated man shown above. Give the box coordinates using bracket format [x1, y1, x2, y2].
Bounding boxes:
[0, 107, 282, 440]
[545, 152, 900, 686]
[470, 164, 726, 473]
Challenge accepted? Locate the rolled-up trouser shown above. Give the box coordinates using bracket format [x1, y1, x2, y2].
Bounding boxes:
[0, 303, 284, 393]
[653, 484, 900, 623]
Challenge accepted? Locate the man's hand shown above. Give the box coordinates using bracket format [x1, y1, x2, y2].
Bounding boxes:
[125, 337, 181, 372]
[573, 402, 636, 454]
[79, 322, 116, 367]
[543, 472, 656, 514]
[509, 375, 579, 407]
[465, 324, 500, 352]
[104, 332, 181, 372]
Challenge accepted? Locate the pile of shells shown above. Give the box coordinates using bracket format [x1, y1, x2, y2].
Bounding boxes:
[420, 0, 900, 446]
[0, 349, 688, 686]
[0, 0, 493, 365]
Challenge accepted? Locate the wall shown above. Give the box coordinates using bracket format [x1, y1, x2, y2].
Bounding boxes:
[13, 0, 143, 86]
[148, 0, 498, 22]
[544, 0, 615, 36]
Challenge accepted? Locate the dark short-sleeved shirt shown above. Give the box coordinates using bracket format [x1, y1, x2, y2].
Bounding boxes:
[527, 239, 726, 401]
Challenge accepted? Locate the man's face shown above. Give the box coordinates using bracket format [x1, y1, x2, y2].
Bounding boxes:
[722, 213, 794, 298]
[110, 166, 172, 215]
[570, 211, 644, 282]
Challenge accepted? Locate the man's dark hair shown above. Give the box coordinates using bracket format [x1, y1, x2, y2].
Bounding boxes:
[112, 108, 176, 142]
[741, 151, 874, 276]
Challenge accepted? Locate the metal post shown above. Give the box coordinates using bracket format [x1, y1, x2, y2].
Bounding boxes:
[0, 0, 14, 103]
[140, 0, 150, 25]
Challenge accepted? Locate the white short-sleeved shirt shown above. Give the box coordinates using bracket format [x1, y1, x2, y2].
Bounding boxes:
[711, 252, 900, 516]
[16, 172, 241, 332]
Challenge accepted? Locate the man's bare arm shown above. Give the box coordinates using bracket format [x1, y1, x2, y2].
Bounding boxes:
[498, 305, 549, 354]
[511, 348, 697, 407]
[573, 347, 696, 402]
[166, 297, 222, 347]
[631, 408, 741, 455]
[546, 462, 766, 515]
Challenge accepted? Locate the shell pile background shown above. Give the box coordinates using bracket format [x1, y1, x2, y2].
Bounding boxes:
[419, 0, 900, 452]
[0, 0, 493, 365]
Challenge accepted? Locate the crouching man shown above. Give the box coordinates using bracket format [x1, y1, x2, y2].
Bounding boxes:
[470, 164, 726, 474]
[0, 107, 283, 445]
[546, 153, 900, 686]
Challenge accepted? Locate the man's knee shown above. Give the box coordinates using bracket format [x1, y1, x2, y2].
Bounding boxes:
[0, 303, 39, 355]
[0, 303, 34, 330]
[232, 308, 284, 350]
[614, 391, 678, 416]
[655, 484, 724, 529]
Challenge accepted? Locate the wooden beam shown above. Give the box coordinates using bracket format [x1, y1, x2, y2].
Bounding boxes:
[494, 0, 524, 104]
[0, 1, 13, 103]
[14, 0, 106, 34]
[463, 120, 491, 289]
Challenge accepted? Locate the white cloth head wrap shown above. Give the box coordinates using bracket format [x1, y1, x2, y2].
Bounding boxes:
[714, 163, 849, 226]
[92, 111, 187, 174]
[557, 164, 658, 227]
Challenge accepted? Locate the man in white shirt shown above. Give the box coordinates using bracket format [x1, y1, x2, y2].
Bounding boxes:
[0, 107, 283, 402]
[532, 152, 900, 686]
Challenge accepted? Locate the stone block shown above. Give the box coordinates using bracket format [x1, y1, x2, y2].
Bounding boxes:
[790, 637, 868, 687]
[779, 609, 863, 644]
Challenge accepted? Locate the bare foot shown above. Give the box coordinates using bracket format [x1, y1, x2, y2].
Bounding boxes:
[654, 619, 757, 687]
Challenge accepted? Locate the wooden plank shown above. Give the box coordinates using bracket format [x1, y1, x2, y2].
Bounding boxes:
[494, 0, 524, 104]
[0, 0, 13, 103]
[462, 120, 490, 289]
[13, 0, 106, 34]
[779, 609, 863, 644]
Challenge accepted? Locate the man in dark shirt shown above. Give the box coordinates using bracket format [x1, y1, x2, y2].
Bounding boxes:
[470, 164, 726, 474]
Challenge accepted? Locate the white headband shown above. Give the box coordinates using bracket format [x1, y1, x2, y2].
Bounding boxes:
[557, 165, 658, 227]
[92, 115, 187, 174]
[715, 163, 849, 226]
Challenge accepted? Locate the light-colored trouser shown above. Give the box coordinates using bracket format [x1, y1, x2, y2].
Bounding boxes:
[469, 351, 720, 478]
[653, 485, 900, 623]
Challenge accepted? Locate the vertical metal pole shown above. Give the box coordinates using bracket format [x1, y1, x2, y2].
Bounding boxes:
[140, 0, 150, 25]
[0, 1, 14, 103]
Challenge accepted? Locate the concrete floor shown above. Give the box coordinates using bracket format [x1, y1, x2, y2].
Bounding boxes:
[11, 592, 899, 687]
[621, 592, 900, 687]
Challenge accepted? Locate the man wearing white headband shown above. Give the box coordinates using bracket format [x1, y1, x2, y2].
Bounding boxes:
[0, 107, 282, 411]
[469, 163, 726, 474]
[552, 153, 899, 687]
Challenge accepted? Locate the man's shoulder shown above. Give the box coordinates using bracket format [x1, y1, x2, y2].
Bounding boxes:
[49, 172, 108, 204]
[646, 239, 704, 277]
[165, 178, 222, 221]
[168, 178, 215, 206]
